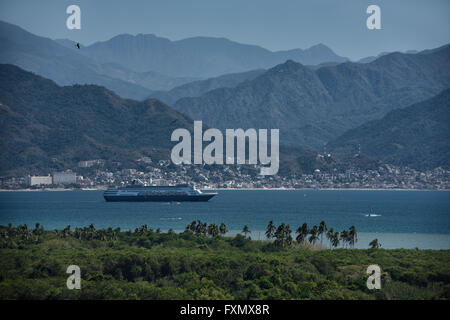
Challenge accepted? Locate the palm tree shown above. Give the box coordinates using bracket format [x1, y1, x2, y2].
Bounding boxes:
[326, 228, 334, 248]
[318, 221, 327, 244]
[331, 231, 340, 248]
[135, 224, 149, 235]
[212, 224, 219, 237]
[189, 220, 197, 233]
[213, 224, 220, 237]
[274, 223, 283, 242]
[295, 226, 304, 244]
[194, 220, 201, 234]
[274, 223, 289, 248]
[266, 220, 275, 239]
[369, 238, 381, 249]
[201, 222, 207, 236]
[194, 220, 207, 236]
[348, 226, 357, 248]
[285, 224, 293, 246]
[33, 222, 43, 236]
[207, 224, 217, 237]
[98, 229, 107, 241]
[242, 225, 251, 238]
[296, 223, 309, 245]
[309, 226, 319, 245]
[62, 225, 71, 238]
[340, 230, 349, 248]
[219, 223, 228, 236]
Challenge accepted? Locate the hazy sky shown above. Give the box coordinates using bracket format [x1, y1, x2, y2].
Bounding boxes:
[0, 0, 449, 60]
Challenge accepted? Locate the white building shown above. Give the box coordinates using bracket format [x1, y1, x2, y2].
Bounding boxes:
[78, 159, 105, 168]
[52, 172, 77, 185]
[27, 175, 52, 186]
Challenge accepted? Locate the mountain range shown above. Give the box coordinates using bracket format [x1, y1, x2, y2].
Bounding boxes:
[0, 64, 381, 176]
[327, 89, 450, 170]
[0, 21, 152, 99]
[82, 34, 348, 78]
[357, 50, 419, 64]
[172, 45, 450, 148]
[0, 20, 348, 99]
[1, 63, 448, 176]
[0, 64, 193, 175]
[148, 63, 348, 106]
[149, 69, 266, 105]
[1, 20, 449, 174]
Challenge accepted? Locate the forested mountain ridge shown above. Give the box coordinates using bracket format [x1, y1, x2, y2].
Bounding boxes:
[327, 89, 450, 170]
[173, 45, 450, 148]
[0, 64, 193, 175]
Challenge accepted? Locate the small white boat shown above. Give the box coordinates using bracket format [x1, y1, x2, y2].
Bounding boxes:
[365, 213, 381, 217]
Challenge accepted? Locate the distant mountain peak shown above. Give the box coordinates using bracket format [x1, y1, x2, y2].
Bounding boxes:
[284, 59, 300, 65]
[102, 32, 170, 43]
[269, 59, 304, 73]
[308, 43, 329, 50]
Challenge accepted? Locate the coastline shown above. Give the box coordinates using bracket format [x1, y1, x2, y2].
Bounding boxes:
[0, 187, 108, 192]
[1, 187, 448, 192]
[209, 187, 448, 191]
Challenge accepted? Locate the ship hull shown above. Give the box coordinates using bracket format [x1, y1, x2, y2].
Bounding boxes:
[104, 194, 215, 202]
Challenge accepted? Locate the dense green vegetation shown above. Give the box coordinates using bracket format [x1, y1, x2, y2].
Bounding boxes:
[0, 223, 449, 300]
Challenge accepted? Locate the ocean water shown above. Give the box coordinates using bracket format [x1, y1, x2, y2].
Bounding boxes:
[0, 189, 449, 249]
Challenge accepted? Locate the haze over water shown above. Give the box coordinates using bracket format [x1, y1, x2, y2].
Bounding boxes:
[0, 190, 449, 249]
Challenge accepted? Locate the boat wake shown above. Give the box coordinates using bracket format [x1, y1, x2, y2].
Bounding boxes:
[159, 217, 183, 221]
[365, 214, 382, 217]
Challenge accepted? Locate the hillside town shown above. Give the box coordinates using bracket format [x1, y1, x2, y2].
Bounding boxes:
[1, 157, 449, 190]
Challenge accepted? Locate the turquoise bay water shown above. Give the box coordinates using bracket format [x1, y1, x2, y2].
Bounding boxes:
[0, 190, 449, 249]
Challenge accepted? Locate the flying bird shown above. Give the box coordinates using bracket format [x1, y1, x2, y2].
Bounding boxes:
[76, 43, 80, 49]
[170, 119, 178, 125]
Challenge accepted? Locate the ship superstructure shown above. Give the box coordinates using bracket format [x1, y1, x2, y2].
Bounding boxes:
[103, 184, 216, 202]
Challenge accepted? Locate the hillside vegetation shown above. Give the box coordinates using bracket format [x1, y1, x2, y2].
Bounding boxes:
[0, 64, 193, 175]
[327, 89, 450, 170]
[0, 64, 381, 176]
[0, 224, 449, 300]
[174, 46, 450, 148]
